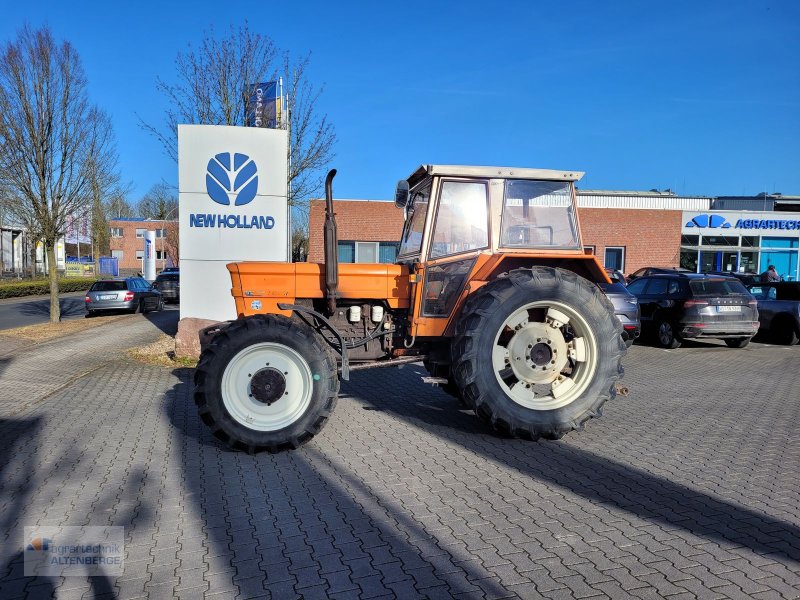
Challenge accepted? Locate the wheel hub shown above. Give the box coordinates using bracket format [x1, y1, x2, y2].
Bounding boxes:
[249, 367, 287, 406]
[508, 322, 569, 385]
[529, 342, 552, 366]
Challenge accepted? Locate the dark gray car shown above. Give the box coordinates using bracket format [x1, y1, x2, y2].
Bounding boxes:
[599, 282, 641, 347]
[85, 277, 163, 316]
[627, 274, 759, 348]
[746, 282, 800, 345]
[153, 271, 180, 303]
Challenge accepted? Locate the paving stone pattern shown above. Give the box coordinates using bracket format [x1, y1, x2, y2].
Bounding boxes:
[0, 335, 798, 599]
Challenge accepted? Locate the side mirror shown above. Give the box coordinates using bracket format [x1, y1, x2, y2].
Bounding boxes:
[394, 180, 409, 208]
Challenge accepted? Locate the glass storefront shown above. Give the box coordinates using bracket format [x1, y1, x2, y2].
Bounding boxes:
[680, 228, 800, 281]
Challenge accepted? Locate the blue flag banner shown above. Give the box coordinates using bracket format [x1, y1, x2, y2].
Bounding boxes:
[246, 82, 278, 128]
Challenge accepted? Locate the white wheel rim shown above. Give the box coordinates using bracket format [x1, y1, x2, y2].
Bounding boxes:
[221, 342, 313, 431]
[492, 300, 598, 410]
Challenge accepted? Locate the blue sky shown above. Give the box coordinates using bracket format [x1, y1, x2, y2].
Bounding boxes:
[2, 1, 798, 201]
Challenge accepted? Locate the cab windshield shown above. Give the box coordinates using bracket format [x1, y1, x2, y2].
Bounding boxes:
[500, 180, 580, 248]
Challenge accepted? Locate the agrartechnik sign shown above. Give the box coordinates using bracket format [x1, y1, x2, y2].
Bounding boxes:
[178, 125, 289, 321]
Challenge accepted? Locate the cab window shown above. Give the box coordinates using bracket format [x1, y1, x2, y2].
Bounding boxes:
[500, 180, 580, 248]
[430, 180, 489, 259]
[397, 183, 431, 257]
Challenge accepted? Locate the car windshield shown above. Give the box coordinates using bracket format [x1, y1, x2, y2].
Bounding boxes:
[157, 274, 179, 282]
[690, 279, 748, 296]
[90, 281, 126, 292]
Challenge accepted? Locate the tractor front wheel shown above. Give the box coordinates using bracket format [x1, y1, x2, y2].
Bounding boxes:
[194, 315, 339, 452]
[451, 267, 625, 440]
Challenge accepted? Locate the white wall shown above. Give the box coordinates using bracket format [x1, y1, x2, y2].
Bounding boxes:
[178, 125, 289, 321]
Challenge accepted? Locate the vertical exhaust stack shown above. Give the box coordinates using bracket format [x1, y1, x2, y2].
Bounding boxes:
[323, 169, 339, 315]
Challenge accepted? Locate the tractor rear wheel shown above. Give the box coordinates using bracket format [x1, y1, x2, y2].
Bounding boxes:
[194, 314, 339, 453]
[451, 267, 625, 440]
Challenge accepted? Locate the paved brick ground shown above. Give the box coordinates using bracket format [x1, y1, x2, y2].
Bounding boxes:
[0, 332, 798, 599]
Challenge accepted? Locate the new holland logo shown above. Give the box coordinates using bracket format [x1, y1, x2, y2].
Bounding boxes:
[190, 151, 274, 231]
[685, 214, 731, 229]
[205, 152, 258, 206]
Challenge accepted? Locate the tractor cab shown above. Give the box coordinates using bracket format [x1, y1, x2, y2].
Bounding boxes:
[392, 165, 607, 338]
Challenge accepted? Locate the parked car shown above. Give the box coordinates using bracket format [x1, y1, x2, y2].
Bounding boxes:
[627, 266, 692, 282]
[599, 282, 640, 347]
[626, 273, 759, 348]
[746, 282, 800, 345]
[703, 271, 760, 285]
[153, 271, 180, 303]
[604, 268, 627, 285]
[85, 277, 163, 316]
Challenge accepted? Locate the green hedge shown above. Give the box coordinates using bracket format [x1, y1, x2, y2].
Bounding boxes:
[0, 278, 94, 300]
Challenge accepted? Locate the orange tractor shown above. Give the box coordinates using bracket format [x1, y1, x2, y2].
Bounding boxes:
[195, 165, 626, 452]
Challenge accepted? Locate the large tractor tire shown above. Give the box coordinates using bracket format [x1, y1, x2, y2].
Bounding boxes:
[451, 267, 625, 440]
[194, 314, 339, 453]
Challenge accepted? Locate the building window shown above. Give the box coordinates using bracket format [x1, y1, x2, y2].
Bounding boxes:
[680, 235, 699, 246]
[155, 229, 165, 238]
[110, 227, 123, 238]
[583, 246, 595, 255]
[135, 250, 144, 260]
[338, 241, 355, 263]
[379, 242, 399, 263]
[111, 250, 123, 260]
[156, 250, 164, 260]
[356, 242, 378, 263]
[135, 229, 145, 238]
[604, 247, 625, 271]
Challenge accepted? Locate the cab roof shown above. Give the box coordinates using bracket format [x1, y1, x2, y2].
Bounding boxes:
[406, 164, 585, 187]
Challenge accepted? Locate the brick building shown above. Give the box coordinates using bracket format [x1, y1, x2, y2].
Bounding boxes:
[308, 190, 708, 275]
[309, 199, 405, 264]
[108, 218, 177, 273]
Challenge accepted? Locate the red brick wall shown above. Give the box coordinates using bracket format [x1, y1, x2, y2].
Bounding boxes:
[308, 200, 403, 263]
[109, 219, 177, 271]
[578, 208, 682, 275]
[307, 200, 682, 276]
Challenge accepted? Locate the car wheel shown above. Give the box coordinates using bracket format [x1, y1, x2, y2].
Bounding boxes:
[724, 337, 751, 348]
[656, 320, 681, 349]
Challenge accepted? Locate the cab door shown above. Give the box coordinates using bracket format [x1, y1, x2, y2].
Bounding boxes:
[414, 179, 491, 337]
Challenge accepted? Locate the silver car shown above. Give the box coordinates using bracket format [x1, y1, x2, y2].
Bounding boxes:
[600, 282, 641, 347]
[85, 277, 163, 316]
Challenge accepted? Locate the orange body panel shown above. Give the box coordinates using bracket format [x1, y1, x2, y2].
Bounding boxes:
[228, 262, 411, 318]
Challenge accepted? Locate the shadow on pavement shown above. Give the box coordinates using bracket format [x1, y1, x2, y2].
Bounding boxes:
[0, 415, 153, 599]
[165, 370, 511, 598]
[16, 296, 87, 320]
[344, 365, 800, 564]
[143, 306, 180, 336]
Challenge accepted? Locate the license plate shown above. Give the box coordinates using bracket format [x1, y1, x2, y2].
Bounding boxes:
[717, 305, 740, 312]
[99, 295, 116, 300]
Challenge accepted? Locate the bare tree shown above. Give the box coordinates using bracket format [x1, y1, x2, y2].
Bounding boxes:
[0, 25, 119, 321]
[105, 193, 135, 219]
[164, 220, 179, 266]
[141, 23, 335, 212]
[137, 182, 178, 220]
